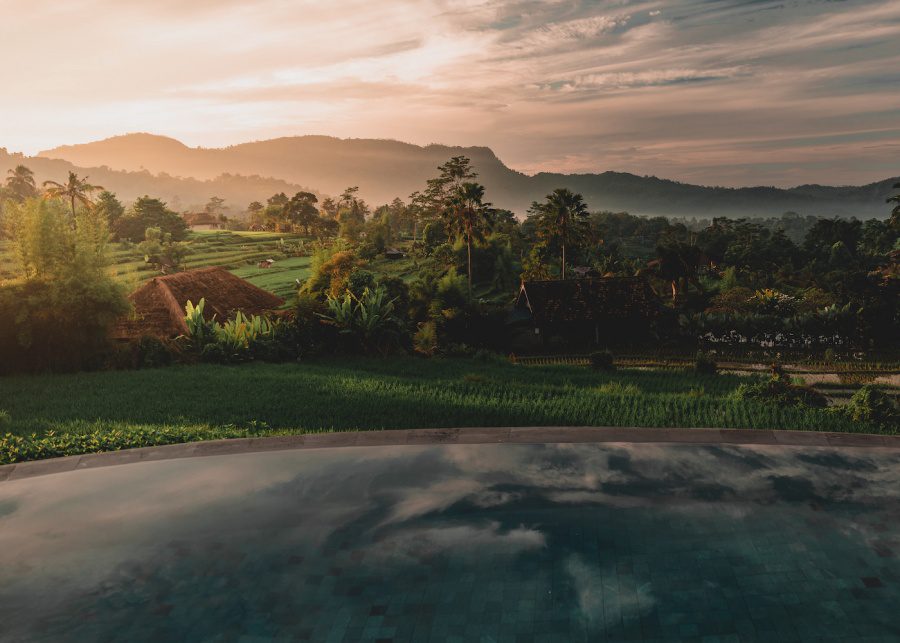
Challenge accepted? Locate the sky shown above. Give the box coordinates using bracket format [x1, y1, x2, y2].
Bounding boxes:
[0, 0, 898, 187]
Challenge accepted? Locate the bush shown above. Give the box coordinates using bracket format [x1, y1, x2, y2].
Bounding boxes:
[694, 351, 718, 375]
[0, 425, 260, 465]
[589, 350, 615, 371]
[302, 250, 358, 298]
[837, 385, 899, 430]
[287, 293, 334, 357]
[347, 270, 376, 298]
[135, 336, 174, 369]
[733, 377, 828, 408]
[414, 321, 438, 356]
[0, 276, 130, 374]
[199, 342, 230, 364]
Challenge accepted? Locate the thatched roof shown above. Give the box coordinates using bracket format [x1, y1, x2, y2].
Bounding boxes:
[516, 277, 659, 325]
[113, 267, 284, 339]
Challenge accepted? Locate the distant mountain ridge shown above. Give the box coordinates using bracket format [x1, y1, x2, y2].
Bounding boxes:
[1, 146, 313, 215]
[38, 133, 898, 218]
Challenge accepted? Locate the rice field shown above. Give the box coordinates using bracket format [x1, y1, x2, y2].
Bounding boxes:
[0, 357, 885, 440]
[0, 231, 311, 298]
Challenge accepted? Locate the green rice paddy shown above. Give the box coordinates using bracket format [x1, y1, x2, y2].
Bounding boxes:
[0, 358, 885, 442]
[1, 231, 311, 298]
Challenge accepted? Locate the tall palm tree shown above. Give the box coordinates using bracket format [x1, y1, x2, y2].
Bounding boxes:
[887, 181, 900, 229]
[5, 165, 38, 201]
[648, 241, 708, 304]
[443, 182, 492, 294]
[529, 188, 589, 279]
[42, 171, 103, 225]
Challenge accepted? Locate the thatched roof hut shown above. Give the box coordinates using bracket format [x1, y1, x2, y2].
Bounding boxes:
[113, 267, 283, 339]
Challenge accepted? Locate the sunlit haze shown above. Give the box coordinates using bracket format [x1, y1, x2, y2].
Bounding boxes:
[1, 0, 899, 186]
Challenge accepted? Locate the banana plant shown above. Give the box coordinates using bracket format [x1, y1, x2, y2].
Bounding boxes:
[216, 311, 275, 351]
[319, 286, 401, 354]
[183, 299, 218, 346]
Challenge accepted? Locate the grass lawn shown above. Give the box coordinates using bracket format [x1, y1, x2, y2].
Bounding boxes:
[0, 357, 884, 447]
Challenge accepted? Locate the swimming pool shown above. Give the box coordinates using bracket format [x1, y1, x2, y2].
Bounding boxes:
[1, 439, 898, 641]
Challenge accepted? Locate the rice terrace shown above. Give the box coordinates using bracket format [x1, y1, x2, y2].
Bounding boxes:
[1, 0, 899, 641]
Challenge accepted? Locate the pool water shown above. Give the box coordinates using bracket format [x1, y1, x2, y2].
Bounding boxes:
[1, 442, 898, 642]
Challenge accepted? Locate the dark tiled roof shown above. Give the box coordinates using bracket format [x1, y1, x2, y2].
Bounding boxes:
[516, 277, 659, 324]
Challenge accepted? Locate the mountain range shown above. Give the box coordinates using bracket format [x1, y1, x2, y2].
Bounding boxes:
[24, 133, 900, 219]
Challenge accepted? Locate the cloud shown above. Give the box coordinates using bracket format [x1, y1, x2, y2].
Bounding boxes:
[0, 0, 898, 185]
[565, 554, 655, 627]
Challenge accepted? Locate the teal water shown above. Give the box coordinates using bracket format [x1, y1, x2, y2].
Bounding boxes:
[0, 442, 898, 642]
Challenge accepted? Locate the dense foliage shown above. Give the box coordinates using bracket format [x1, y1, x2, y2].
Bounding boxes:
[0, 164, 897, 450]
[0, 197, 129, 374]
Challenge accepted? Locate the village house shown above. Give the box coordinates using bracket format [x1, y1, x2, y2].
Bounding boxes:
[183, 212, 223, 231]
[112, 267, 284, 340]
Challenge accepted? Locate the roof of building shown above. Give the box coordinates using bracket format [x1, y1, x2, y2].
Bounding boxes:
[112, 267, 284, 339]
[516, 277, 659, 324]
[183, 212, 220, 226]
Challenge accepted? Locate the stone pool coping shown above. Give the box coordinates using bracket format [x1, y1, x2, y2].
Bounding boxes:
[1, 426, 898, 482]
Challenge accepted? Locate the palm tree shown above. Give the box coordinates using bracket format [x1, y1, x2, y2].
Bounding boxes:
[648, 241, 708, 304]
[5, 165, 38, 201]
[529, 188, 589, 279]
[42, 171, 103, 225]
[887, 182, 900, 229]
[443, 182, 492, 294]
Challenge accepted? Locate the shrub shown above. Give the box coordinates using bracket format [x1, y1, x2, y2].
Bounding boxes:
[0, 425, 259, 465]
[135, 336, 174, 369]
[347, 270, 376, 298]
[694, 351, 718, 375]
[733, 377, 828, 408]
[837, 385, 899, 430]
[414, 321, 438, 356]
[319, 286, 404, 355]
[302, 250, 358, 298]
[287, 293, 333, 357]
[589, 350, 615, 371]
[0, 275, 130, 374]
[199, 342, 230, 364]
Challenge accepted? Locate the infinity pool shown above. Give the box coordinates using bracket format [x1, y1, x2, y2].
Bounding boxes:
[1, 442, 898, 642]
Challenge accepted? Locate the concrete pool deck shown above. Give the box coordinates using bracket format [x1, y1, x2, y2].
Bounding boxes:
[1, 426, 898, 483]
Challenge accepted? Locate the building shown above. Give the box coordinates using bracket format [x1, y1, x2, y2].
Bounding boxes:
[112, 267, 284, 340]
[513, 277, 660, 345]
[183, 212, 223, 231]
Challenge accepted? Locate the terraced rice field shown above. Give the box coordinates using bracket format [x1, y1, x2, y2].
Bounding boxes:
[1, 232, 311, 300]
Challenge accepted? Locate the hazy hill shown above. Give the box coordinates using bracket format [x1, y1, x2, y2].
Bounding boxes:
[1, 147, 313, 215]
[39, 133, 898, 218]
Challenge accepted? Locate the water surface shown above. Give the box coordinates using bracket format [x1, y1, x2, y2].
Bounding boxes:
[1, 442, 898, 642]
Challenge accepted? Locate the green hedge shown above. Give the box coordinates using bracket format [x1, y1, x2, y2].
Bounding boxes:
[0, 425, 258, 465]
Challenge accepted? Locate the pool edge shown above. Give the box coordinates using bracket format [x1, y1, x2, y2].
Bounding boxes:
[2, 426, 898, 482]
